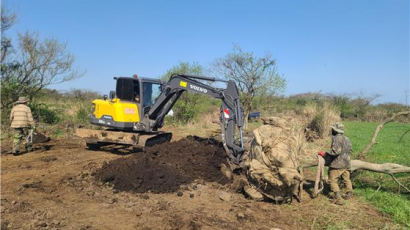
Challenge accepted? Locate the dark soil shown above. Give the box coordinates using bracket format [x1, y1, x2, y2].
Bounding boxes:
[94, 136, 230, 193]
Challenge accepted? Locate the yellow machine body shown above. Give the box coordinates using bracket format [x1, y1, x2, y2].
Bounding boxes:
[92, 98, 140, 123]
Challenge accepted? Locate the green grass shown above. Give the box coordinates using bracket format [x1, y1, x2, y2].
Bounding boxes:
[355, 188, 410, 226]
[247, 119, 262, 131]
[345, 121, 410, 227]
[345, 121, 410, 164]
[52, 128, 65, 138]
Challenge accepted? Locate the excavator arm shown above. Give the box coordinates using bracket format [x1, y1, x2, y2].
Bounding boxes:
[135, 74, 245, 164]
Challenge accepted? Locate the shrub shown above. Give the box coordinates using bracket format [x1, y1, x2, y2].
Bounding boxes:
[76, 106, 89, 124]
[172, 94, 200, 122]
[303, 103, 340, 140]
[308, 113, 324, 137]
[29, 102, 60, 124]
[65, 89, 101, 101]
[295, 98, 307, 106]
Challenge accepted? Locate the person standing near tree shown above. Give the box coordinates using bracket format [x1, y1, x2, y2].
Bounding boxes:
[10, 96, 35, 155]
[318, 122, 353, 205]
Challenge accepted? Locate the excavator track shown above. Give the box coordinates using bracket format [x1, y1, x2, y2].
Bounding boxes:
[75, 128, 172, 149]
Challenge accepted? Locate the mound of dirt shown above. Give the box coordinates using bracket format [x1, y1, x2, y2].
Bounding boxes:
[95, 136, 230, 193]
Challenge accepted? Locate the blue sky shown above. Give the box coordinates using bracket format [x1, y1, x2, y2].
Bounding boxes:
[4, 0, 410, 104]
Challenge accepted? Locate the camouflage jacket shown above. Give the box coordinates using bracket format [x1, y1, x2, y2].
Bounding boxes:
[327, 134, 352, 169]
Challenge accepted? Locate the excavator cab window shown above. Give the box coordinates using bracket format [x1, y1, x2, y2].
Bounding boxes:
[142, 82, 161, 108]
[116, 78, 140, 102]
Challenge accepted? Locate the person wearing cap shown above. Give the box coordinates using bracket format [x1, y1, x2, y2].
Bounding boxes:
[318, 122, 353, 205]
[10, 96, 35, 155]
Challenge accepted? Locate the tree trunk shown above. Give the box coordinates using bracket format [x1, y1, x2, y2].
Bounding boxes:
[301, 158, 410, 193]
[350, 160, 410, 174]
[243, 110, 249, 130]
[301, 158, 410, 174]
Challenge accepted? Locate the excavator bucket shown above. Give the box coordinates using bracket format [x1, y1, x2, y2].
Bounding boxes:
[75, 128, 172, 149]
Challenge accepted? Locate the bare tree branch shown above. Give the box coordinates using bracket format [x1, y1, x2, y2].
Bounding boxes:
[359, 111, 410, 159]
[1, 31, 82, 108]
[1, 7, 17, 62]
[389, 174, 410, 193]
[214, 46, 286, 127]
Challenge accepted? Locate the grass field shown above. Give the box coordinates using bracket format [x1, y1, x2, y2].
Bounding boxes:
[345, 121, 410, 227]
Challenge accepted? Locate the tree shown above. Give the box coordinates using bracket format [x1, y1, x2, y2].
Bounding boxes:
[214, 46, 286, 127]
[161, 62, 202, 81]
[161, 62, 205, 122]
[1, 7, 16, 62]
[1, 31, 81, 108]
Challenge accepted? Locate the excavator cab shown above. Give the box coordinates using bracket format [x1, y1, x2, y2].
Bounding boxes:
[89, 77, 162, 131]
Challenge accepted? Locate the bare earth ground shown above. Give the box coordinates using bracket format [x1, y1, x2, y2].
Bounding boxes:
[0, 130, 399, 230]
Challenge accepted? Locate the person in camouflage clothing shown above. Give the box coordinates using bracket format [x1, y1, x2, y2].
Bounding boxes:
[319, 122, 353, 205]
[10, 97, 35, 155]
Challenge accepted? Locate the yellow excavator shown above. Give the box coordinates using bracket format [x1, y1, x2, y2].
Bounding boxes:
[76, 74, 245, 164]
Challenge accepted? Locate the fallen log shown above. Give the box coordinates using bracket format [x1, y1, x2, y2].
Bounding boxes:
[301, 158, 410, 174]
[350, 160, 410, 174]
[301, 158, 410, 193]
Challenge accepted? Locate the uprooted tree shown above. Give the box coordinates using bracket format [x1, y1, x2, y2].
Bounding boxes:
[244, 115, 410, 202]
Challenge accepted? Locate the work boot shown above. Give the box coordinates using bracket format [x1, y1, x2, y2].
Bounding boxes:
[334, 192, 344, 205]
[343, 191, 353, 200]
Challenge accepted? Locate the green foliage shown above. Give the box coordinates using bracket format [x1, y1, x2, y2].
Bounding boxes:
[331, 96, 371, 119]
[345, 121, 410, 226]
[308, 113, 325, 137]
[173, 96, 197, 122]
[168, 94, 219, 123]
[345, 121, 410, 164]
[355, 188, 409, 227]
[247, 119, 262, 131]
[295, 97, 308, 106]
[378, 103, 410, 114]
[65, 89, 102, 101]
[29, 102, 60, 124]
[254, 93, 409, 122]
[76, 106, 89, 124]
[161, 62, 203, 81]
[1, 29, 80, 113]
[0, 62, 24, 108]
[51, 128, 65, 138]
[161, 62, 205, 123]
